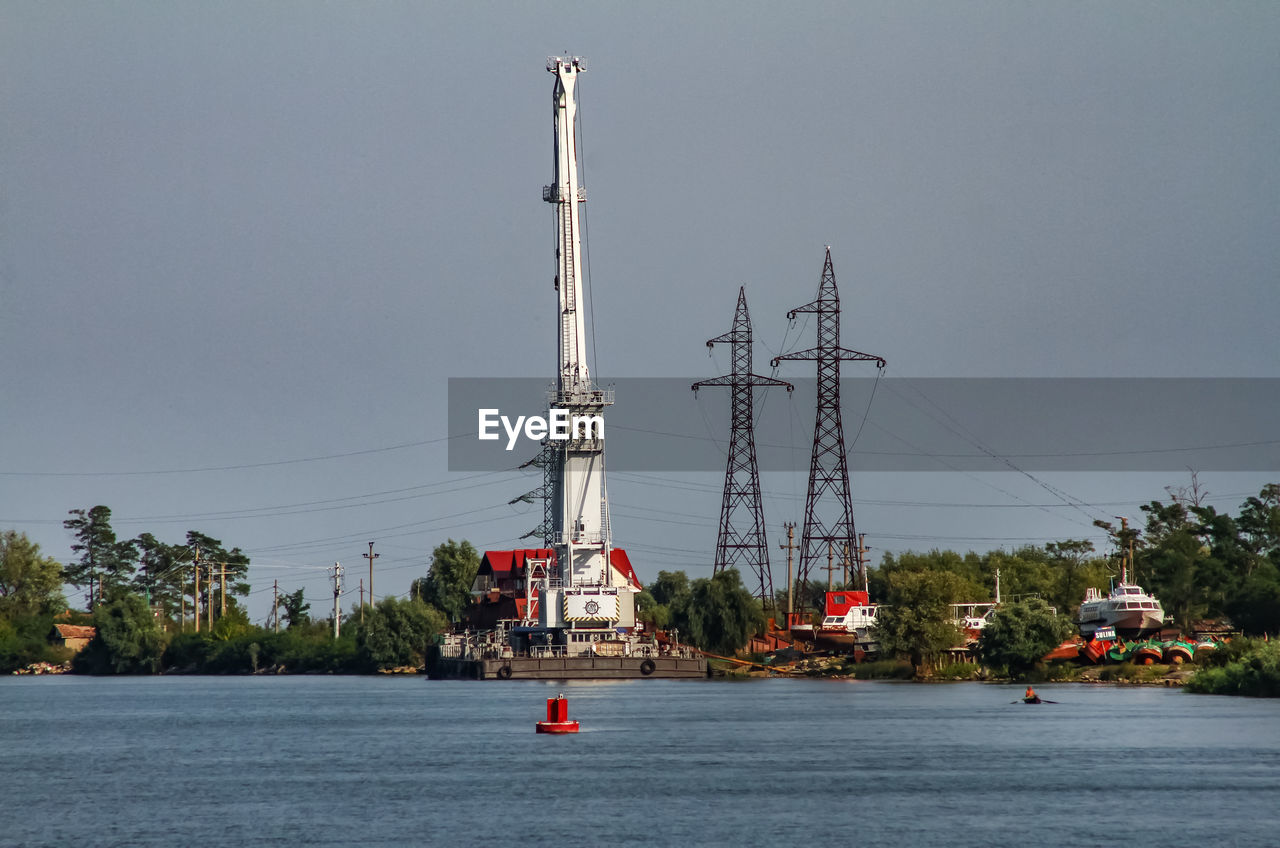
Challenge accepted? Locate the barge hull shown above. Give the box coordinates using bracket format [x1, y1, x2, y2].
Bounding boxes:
[429, 656, 707, 680]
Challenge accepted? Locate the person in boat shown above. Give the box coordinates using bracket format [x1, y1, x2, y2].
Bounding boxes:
[1025, 685, 1037, 700]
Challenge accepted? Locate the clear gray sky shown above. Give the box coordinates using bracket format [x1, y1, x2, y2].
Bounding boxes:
[2, 2, 1277, 619]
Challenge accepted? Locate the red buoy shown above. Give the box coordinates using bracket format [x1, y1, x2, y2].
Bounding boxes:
[535, 693, 579, 734]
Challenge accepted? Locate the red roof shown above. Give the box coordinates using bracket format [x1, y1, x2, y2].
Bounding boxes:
[480, 547, 641, 590]
[610, 548, 642, 590]
[479, 548, 556, 578]
[53, 624, 96, 640]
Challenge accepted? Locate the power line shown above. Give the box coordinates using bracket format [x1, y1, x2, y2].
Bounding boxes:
[0, 433, 470, 477]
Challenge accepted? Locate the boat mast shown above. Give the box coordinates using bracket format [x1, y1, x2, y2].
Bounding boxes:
[544, 56, 612, 589]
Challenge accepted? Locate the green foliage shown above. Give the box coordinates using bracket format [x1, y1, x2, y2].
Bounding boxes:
[672, 568, 764, 656]
[1188, 649, 1280, 696]
[278, 588, 311, 628]
[63, 506, 137, 605]
[75, 594, 167, 674]
[648, 570, 690, 607]
[873, 570, 965, 674]
[0, 612, 72, 672]
[934, 662, 982, 680]
[1102, 482, 1280, 636]
[210, 603, 252, 640]
[186, 531, 251, 610]
[162, 623, 360, 674]
[131, 533, 191, 619]
[637, 571, 691, 631]
[419, 539, 480, 622]
[357, 597, 448, 670]
[975, 598, 1074, 677]
[0, 531, 66, 618]
[634, 589, 670, 629]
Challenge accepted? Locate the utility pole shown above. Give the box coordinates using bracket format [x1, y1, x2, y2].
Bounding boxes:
[364, 541, 378, 610]
[220, 562, 226, 618]
[856, 533, 870, 593]
[193, 546, 201, 633]
[842, 543, 851, 586]
[779, 522, 796, 619]
[825, 542, 837, 591]
[207, 566, 213, 631]
[359, 579, 364, 624]
[331, 562, 343, 639]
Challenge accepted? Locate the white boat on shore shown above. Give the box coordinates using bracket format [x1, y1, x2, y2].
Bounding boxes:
[1076, 523, 1166, 639]
[1076, 581, 1165, 638]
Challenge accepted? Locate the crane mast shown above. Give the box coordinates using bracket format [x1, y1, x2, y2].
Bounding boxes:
[543, 56, 613, 589]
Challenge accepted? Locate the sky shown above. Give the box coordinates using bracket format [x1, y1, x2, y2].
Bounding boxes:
[2, 1, 1278, 621]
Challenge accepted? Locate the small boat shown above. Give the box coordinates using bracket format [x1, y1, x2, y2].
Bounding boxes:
[815, 591, 879, 654]
[1107, 641, 1136, 663]
[1133, 639, 1165, 665]
[1162, 640, 1196, 664]
[1079, 637, 1114, 664]
[1194, 637, 1218, 656]
[1023, 695, 1042, 704]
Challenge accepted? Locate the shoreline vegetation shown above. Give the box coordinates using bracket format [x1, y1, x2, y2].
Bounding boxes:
[2, 483, 1278, 697]
[707, 637, 1280, 698]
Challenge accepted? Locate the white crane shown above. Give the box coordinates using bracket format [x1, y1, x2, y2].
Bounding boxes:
[542, 56, 623, 606]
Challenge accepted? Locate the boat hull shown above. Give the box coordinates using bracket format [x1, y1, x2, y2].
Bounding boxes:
[428, 655, 707, 680]
[1077, 608, 1165, 640]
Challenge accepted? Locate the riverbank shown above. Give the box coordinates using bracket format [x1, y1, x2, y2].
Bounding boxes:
[709, 655, 1199, 687]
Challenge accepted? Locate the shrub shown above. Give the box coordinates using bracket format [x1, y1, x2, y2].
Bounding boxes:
[1186, 640, 1280, 697]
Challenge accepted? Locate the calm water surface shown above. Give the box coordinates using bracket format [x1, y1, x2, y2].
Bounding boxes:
[2, 677, 1277, 847]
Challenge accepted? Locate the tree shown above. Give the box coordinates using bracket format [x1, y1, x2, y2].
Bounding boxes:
[636, 570, 692, 631]
[873, 570, 965, 675]
[279, 588, 311, 628]
[131, 533, 190, 619]
[357, 597, 447, 670]
[673, 568, 763, 656]
[419, 539, 480, 622]
[64, 506, 137, 607]
[634, 589, 670, 629]
[0, 531, 66, 619]
[185, 531, 250, 620]
[975, 598, 1074, 676]
[648, 570, 691, 607]
[1045, 539, 1096, 616]
[74, 593, 166, 674]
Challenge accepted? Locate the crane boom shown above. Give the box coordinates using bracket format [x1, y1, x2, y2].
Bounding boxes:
[542, 56, 613, 591]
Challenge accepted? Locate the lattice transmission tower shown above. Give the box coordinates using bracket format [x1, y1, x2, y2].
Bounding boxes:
[693, 287, 792, 604]
[771, 248, 885, 599]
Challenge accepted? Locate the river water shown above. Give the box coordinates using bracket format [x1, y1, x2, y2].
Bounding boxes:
[2, 676, 1277, 847]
